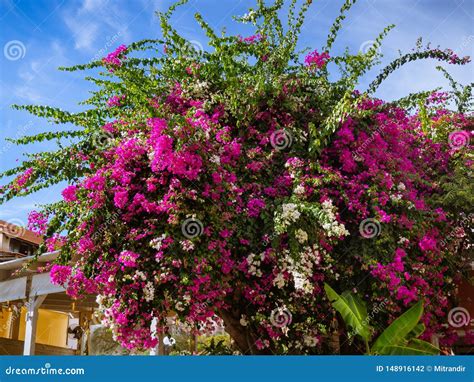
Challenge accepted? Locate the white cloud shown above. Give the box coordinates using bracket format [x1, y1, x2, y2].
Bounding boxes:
[0, 202, 38, 221]
[64, 16, 100, 50]
[14, 40, 73, 105]
[13, 85, 48, 103]
[0, 186, 65, 223]
[80, 0, 108, 13]
[62, 0, 131, 52]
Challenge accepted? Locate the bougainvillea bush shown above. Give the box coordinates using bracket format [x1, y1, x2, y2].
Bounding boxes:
[1, 0, 473, 354]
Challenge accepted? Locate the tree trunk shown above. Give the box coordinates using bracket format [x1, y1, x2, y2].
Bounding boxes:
[218, 309, 267, 355]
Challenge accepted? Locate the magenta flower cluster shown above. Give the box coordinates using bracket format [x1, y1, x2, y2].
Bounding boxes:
[304, 49, 330, 69]
[102, 45, 127, 72]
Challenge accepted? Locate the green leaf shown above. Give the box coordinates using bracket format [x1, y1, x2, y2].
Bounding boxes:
[342, 291, 368, 324]
[372, 300, 423, 353]
[406, 323, 425, 340]
[381, 339, 439, 355]
[324, 283, 371, 341]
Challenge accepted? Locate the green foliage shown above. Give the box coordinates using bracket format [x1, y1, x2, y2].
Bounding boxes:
[1, 0, 469, 208]
[324, 0, 357, 52]
[368, 44, 470, 94]
[324, 284, 371, 343]
[325, 284, 439, 355]
[436, 66, 473, 113]
[389, 89, 440, 111]
[381, 338, 439, 355]
[198, 334, 234, 355]
[372, 301, 424, 353]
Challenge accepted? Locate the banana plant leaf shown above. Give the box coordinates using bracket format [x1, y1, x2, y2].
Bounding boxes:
[406, 323, 425, 340]
[324, 283, 371, 341]
[379, 339, 439, 355]
[372, 300, 423, 353]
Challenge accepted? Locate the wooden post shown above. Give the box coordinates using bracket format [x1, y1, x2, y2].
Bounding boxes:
[79, 312, 89, 355]
[9, 309, 20, 340]
[23, 294, 46, 355]
[192, 333, 198, 354]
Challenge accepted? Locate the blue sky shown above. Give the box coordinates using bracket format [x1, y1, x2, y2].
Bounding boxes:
[0, 0, 473, 226]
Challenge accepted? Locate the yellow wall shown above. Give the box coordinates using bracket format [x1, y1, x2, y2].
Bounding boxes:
[18, 308, 69, 348]
[0, 308, 12, 338]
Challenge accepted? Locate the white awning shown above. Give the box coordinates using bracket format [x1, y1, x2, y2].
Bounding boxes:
[30, 272, 65, 296]
[0, 277, 27, 302]
[0, 251, 59, 271]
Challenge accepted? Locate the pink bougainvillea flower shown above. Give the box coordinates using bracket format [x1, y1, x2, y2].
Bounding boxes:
[238, 34, 264, 44]
[11, 168, 34, 190]
[304, 49, 330, 69]
[27, 210, 48, 235]
[118, 250, 140, 267]
[102, 45, 127, 72]
[61, 185, 78, 202]
[51, 264, 72, 285]
[418, 234, 437, 252]
[106, 95, 126, 108]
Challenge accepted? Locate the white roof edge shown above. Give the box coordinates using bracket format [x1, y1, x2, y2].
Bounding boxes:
[0, 251, 59, 270]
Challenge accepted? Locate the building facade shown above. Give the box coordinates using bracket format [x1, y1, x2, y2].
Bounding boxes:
[0, 221, 96, 355]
